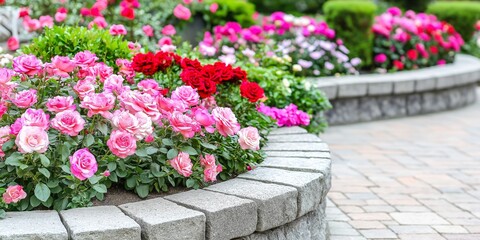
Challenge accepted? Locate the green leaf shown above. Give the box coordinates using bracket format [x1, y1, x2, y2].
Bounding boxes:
[186, 178, 195, 188]
[0, 209, 5, 219]
[146, 147, 158, 155]
[88, 175, 102, 185]
[1, 139, 14, 152]
[61, 165, 71, 174]
[5, 152, 23, 166]
[53, 198, 69, 211]
[126, 177, 137, 188]
[135, 184, 149, 198]
[135, 148, 148, 157]
[39, 154, 50, 167]
[162, 138, 174, 146]
[93, 184, 107, 193]
[107, 162, 117, 171]
[180, 146, 198, 155]
[97, 123, 109, 135]
[200, 142, 218, 150]
[159, 148, 168, 154]
[167, 149, 178, 160]
[38, 168, 51, 178]
[30, 195, 41, 207]
[34, 183, 51, 202]
[85, 134, 94, 147]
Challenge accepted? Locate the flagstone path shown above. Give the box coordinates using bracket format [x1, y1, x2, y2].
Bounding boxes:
[322, 91, 480, 240]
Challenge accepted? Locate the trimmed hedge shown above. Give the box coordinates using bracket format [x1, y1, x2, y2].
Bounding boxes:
[427, 2, 480, 42]
[205, 0, 256, 27]
[323, 1, 377, 67]
[248, 0, 326, 15]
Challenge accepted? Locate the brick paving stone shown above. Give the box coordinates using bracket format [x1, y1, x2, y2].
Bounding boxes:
[322, 97, 480, 239]
[359, 229, 397, 239]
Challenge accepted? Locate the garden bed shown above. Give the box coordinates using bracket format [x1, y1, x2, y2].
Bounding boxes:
[0, 127, 332, 240]
[313, 54, 480, 125]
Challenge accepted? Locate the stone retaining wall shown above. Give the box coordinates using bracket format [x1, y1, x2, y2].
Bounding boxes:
[0, 127, 331, 240]
[313, 54, 480, 125]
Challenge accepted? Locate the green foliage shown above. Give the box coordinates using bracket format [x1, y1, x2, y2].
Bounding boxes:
[22, 26, 131, 67]
[382, 0, 432, 12]
[204, 0, 256, 27]
[323, 1, 377, 67]
[249, 0, 326, 15]
[427, 2, 480, 42]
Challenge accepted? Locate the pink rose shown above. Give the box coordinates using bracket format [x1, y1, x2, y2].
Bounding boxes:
[55, 12, 67, 22]
[88, 16, 108, 29]
[204, 164, 222, 182]
[374, 54, 387, 64]
[51, 56, 76, 78]
[173, 4, 191, 21]
[168, 152, 192, 177]
[74, 80, 96, 100]
[183, 0, 193, 4]
[102, 170, 110, 177]
[22, 17, 41, 32]
[134, 112, 153, 141]
[109, 24, 128, 36]
[0, 126, 11, 157]
[200, 154, 216, 167]
[0, 68, 15, 85]
[237, 127, 260, 151]
[212, 107, 240, 136]
[51, 110, 85, 136]
[13, 55, 42, 76]
[193, 107, 215, 133]
[171, 86, 199, 106]
[12, 89, 37, 109]
[7, 37, 19, 51]
[137, 79, 160, 96]
[69, 148, 98, 180]
[104, 74, 126, 94]
[46, 96, 76, 113]
[2, 185, 27, 204]
[74, 51, 98, 67]
[107, 130, 137, 158]
[111, 110, 139, 135]
[15, 126, 49, 153]
[157, 96, 187, 115]
[158, 37, 173, 46]
[39, 15, 54, 28]
[80, 92, 116, 118]
[142, 25, 154, 37]
[93, 62, 113, 82]
[210, 3, 218, 13]
[10, 118, 23, 135]
[21, 108, 49, 130]
[169, 111, 200, 138]
[119, 90, 161, 121]
[161, 25, 176, 36]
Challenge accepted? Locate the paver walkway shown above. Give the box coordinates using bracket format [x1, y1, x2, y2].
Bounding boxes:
[322, 94, 480, 240]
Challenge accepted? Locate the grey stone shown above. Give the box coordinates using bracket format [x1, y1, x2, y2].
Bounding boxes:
[436, 74, 457, 89]
[269, 127, 307, 136]
[337, 81, 368, 98]
[368, 81, 393, 96]
[267, 134, 323, 143]
[261, 157, 331, 174]
[60, 206, 141, 240]
[316, 83, 338, 99]
[263, 142, 329, 152]
[265, 151, 331, 159]
[415, 76, 437, 92]
[0, 211, 68, 240]
[407, 94, 422, 116]
[394, 79, 416, 94]
[206, 179, 298, 231]
[358, 97, 382, 122]
[164, 189, 257, 240]
[119, 198, 205, 240]
[238, 167, 324, 217]
[240, 201, 328, 240]
[421, 92, 447, 113]
[327, 99, 360, 125]
[378, 95, 407, 118]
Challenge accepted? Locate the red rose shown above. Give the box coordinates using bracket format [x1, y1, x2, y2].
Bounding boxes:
[120, 7, 135, 20]
[90, 7, 102, 17]
[393, 60, 404, 70]
[429, 46, 438, 55]
[200, 65, 222, 83]
[213, 62, 234, 81]
[406, 49, 418, 61]
[181, 69, 217, 98]
[240, 81, 264, 103]
[154, 51, 173, 72]
[232, 67, 247, 82]
[19, 8, 29, 18]
[7, 37, 19, 51]
[181, 58, 202, 70]
[132, 52, 159, 75]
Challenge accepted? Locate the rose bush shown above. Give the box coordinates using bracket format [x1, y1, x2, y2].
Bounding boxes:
[372, 7, 464, 72]
[0, 50, 268, 217]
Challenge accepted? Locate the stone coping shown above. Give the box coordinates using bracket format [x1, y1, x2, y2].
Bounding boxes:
[310, 54, 480, 125]
[0, 127, 332, 240]
[312, 54, 480, 100]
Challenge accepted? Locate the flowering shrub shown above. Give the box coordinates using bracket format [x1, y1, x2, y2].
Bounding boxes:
[0, 51, 266, 216]
[372, 7, 464, 72]
[198, 12, 360, 77]
[464, 20, 480, 58]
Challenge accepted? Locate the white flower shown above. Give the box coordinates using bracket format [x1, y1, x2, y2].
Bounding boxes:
[304, 81, 312, 91]
[292, 64, 302, 72]
[282, 78, 290, 88]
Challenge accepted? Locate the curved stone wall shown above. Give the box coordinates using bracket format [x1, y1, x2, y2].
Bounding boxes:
[0, 126, 331, 240]
[312, 54, 480, 125]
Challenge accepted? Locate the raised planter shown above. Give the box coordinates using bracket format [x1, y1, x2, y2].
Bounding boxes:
[312, 54, 480, 125]
[0, 127, 332, 240]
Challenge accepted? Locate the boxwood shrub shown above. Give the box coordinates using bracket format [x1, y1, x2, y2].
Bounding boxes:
[427, 2, 480, 42]
[22, 26, 131, 67]
[323, 0, 377, 67]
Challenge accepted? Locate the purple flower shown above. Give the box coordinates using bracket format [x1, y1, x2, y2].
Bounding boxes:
[325, 62, 334, 70]
[298, 59, 313, 69]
